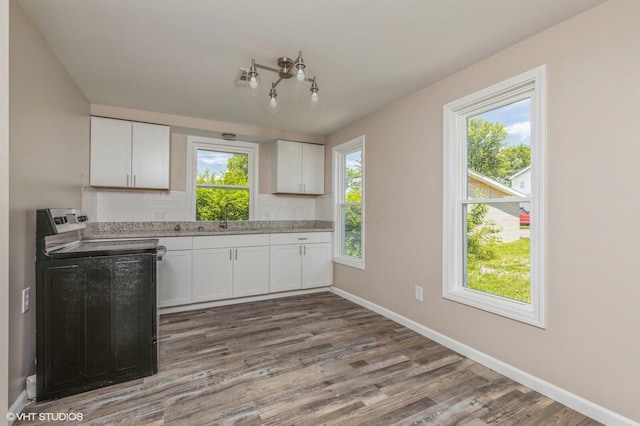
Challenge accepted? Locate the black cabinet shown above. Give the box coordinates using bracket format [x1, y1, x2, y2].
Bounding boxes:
[36, 253, 157, 401]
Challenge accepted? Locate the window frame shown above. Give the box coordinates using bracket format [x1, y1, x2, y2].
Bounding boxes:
[442, 66, 546, 328]
[187, 136, 259, 222]
[333, 135, 365, 270]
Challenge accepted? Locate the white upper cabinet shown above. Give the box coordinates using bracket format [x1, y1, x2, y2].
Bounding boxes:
[90, 116, 170, 189]
[272, 140, 324, 195]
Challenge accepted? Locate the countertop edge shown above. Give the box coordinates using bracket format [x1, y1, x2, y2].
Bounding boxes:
[83, 228, 333, 240]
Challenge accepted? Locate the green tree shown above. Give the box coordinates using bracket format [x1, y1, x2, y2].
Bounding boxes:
[467, 117, 508, 180]
[467, 204, 501, 260]
[467, 117, 530, 185]
[196, 153, 250, 221]
[500, 144, 530, 180]
[344, 159, 362, 257]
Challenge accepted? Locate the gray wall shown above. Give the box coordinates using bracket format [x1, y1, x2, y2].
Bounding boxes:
[8, 0, 90, 405]
[326, 0, 640, 421]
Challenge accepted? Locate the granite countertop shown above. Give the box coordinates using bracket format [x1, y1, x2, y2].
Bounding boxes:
[82, 220, 334, 240]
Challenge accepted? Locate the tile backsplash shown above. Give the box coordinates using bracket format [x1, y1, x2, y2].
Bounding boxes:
[82, 186, 324, 222]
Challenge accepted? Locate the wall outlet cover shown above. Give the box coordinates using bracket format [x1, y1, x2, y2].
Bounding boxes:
[415, 285, 423, 302]
[22, 287, 31, 313]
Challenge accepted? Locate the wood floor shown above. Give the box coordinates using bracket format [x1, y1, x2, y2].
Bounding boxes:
[19, 292, 601, 425]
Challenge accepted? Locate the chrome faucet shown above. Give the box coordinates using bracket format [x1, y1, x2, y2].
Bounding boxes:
[221, 202, 237, 229]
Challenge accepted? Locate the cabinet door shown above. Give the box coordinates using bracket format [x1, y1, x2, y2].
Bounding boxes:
[302, 143, 325, 194]
[274, 140, 303, 193]
[110, 255, 155, 373]
[302, 243, 332, 288]
[131, 122, 170, 189]
[269, 244, 302, 292]
[192, 248, 233, 302]
[233, 246, 270, 297]
[90, 117, 132, 187]
[36, 254, 155, 401]
[157, 250, 192, 307]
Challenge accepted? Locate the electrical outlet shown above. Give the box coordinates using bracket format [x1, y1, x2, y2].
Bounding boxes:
[415, 285, 423, 302]
[22, 287, 31, 313]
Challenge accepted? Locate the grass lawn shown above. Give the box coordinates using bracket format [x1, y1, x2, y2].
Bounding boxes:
[466, 237, 530, 303]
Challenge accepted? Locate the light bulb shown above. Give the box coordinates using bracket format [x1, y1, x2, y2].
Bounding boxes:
[249, 76, 258, 89]
[296, 68, 305, 82]
[310, 91, 319, 103]
[269, 96, 278, 109]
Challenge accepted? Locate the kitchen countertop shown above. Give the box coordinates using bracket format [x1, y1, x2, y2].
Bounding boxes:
[83, 220, 334, 239]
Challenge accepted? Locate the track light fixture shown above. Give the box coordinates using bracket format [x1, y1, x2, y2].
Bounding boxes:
[245, 50, 319, 111]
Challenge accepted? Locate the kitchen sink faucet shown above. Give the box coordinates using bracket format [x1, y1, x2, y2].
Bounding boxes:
[220, 202, 237, 229]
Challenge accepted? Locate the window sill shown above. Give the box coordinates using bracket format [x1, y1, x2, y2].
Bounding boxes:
[333, 256, 364, 270]
[443, 287, 545, 328]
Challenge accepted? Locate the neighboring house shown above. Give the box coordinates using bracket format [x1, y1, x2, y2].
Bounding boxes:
[509, 166, 531, 211]
[510, 166, 531, 195]
[468, 170, 526, 243]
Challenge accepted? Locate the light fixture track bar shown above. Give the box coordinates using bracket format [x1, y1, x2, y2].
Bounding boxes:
[254, 63, 281, 74]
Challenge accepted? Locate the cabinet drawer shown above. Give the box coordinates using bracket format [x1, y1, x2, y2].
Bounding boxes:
[270, 232, 332, 245]
[193, 234, 269, 249]
[158, 237, 192, 251]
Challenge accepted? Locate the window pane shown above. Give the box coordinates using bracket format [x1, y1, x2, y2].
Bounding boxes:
[196, 188, 249, 221]
[466, 99, 530, 199]
[464, 202, 530, 303]
[341, 204, 362, 258]
[344, 150, 362, 202]
[197, 150, 248, 187]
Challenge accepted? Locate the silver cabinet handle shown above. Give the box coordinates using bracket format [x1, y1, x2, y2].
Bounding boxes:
[229, 248, 232, 261]
[303, 245, 306, 255]
[133, 174, 136, 187]
[299, 245, 302, 255]
[126, 174, 130, 187]
[235, 248, 238, 260]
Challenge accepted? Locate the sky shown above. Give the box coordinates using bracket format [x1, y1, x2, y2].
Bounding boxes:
[197, 150, 236, 177]
[474, 98, 531, 146]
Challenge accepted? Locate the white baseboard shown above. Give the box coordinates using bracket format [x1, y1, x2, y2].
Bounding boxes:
[7, 390, 28, 426]
[331, 287, 636, 426]
[159, 287, 330, 315]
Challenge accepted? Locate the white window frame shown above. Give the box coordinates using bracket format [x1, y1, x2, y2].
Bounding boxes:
[187, 136, 259, 221]
[442, 66, 546, 328]
[333, 135, 365, 270]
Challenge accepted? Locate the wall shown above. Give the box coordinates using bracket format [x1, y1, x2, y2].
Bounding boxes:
[8, 0, 90, 406]
[326, 0, 640, 421]
[1, 0, 9, 416]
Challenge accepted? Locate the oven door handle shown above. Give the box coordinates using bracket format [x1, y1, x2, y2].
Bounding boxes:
[156, 245, 167, 261]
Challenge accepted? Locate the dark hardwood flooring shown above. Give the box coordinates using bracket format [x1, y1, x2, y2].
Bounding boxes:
[19, 292, 601, 425]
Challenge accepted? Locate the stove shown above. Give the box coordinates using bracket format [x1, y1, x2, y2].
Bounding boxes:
[36, 208, 157, 259]
[35, 208, 159, 401]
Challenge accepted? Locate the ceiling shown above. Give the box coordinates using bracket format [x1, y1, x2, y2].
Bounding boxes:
[18, 0, 604, 136]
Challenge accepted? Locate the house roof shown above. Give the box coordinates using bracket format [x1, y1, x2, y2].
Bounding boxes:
[509, 165, 531, 180]
[468, 170, 526, 198]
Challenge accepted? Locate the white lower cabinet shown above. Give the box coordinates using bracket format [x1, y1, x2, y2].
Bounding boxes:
[270, 244, 303, 292]
[192, 248, 233, 302]
[158, 232, 331, 310]
[192, 235, 270, 302]
[302, 242, 332, 289]
[157, 237, 193, 308]
[270, 232, 332, 292]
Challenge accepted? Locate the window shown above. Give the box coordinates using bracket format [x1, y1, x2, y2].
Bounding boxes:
[187, 136, 258, 221]
[333, 136, 365, 269]
[443, 66, 546, 327]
